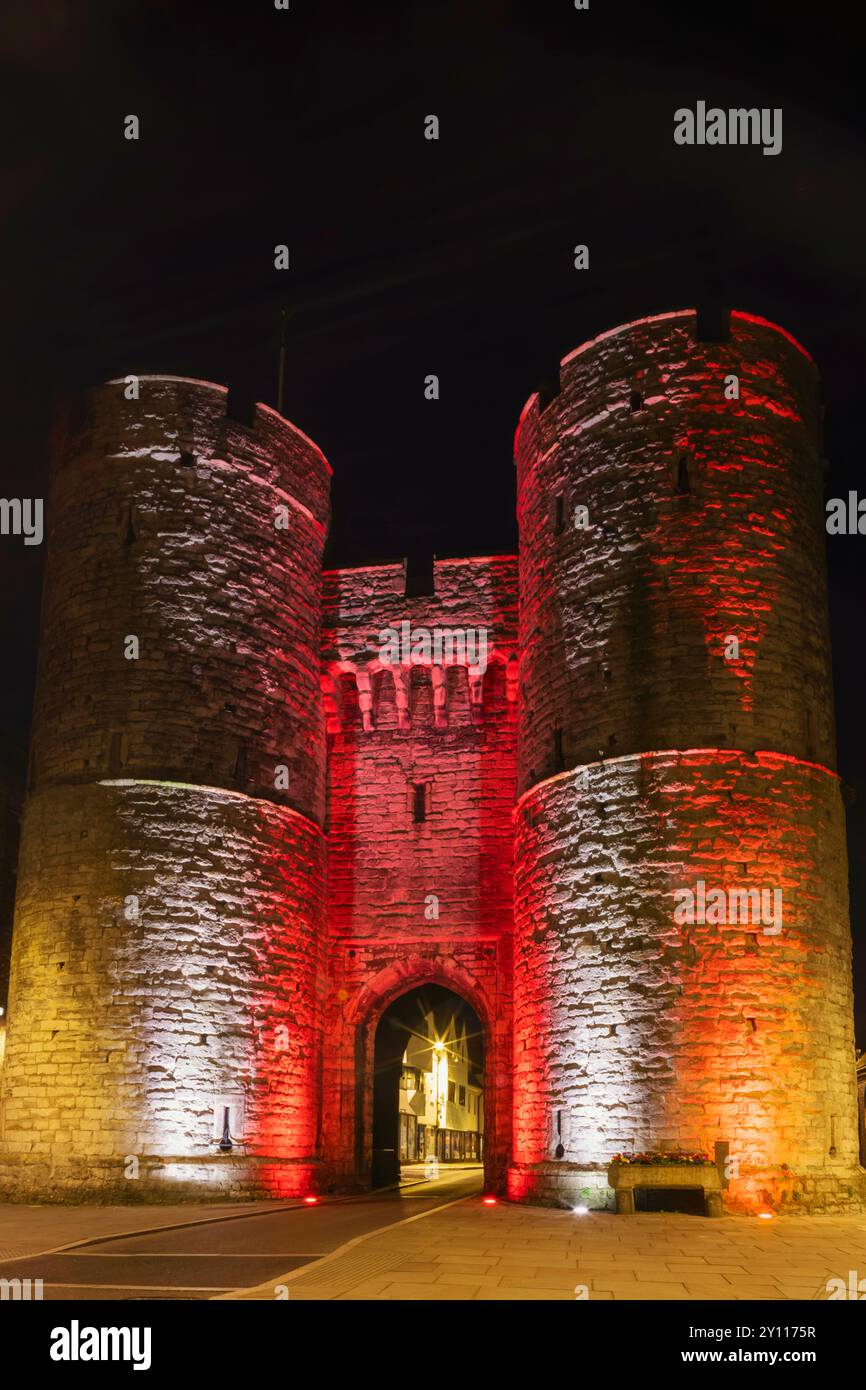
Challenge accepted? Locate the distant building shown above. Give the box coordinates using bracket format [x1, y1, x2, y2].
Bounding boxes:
[398, 1010, 483, 1164]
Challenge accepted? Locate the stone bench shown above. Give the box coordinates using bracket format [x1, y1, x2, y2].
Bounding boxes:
[608, 1161, 724, 1217]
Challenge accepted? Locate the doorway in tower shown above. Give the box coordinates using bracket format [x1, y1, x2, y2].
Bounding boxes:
[371, 984, 485, 1189]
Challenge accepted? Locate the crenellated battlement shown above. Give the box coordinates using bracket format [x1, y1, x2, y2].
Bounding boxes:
[515, 308, 819, 479]
[321, 556, 518, 732]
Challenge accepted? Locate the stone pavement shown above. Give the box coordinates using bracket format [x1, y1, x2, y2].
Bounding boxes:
[220, 1196, 866, 1301]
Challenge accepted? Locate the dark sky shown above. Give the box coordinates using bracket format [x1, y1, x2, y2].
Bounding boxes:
[1, 0, 865, 1041]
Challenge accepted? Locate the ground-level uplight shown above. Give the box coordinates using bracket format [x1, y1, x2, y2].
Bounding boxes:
[304, 1195, 319, 1205]
[573, 1205, 589, 1215]
[482, 1196, 497, 1206]
[757, 1211, 773, 1220]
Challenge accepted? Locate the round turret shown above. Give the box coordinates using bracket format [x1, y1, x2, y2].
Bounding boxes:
[0, 377, 330, 1199]
[510, 312, 862, 1213]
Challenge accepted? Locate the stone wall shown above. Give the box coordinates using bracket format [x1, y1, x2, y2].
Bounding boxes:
[511, 750, 861, 1212]
[0, 757, 22, 1013]
[858, 1057, 866, 1167]
[30, 377, 329, 823]
[515, 311, 833, 791]
[0, 782, 325, 1200]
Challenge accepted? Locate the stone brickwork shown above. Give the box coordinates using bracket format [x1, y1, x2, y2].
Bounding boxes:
[31, 377, 329, 823]
[511, 751, 860, 1212]
[0, 782, 325, 1200]
[0, 753, 23, 1010]
[516, 311, 833, 791]
[1, 314, 862, 1212]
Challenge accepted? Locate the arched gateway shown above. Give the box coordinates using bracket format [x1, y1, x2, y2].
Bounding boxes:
[320, 958, 510, 1193]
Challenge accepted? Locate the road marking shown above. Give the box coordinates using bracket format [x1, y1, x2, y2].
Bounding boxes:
[214, 1192, 472, 1300]
[0, 1204, 301, 1265]
[36, 1283, 237, 1293]
[54, 1251, 327, 1259]
[0, 1187, 418, 1265]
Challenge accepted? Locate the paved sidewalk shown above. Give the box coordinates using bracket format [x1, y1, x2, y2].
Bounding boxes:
[220, 1197, 866, 1301]
[0, 1201, 275, 1262]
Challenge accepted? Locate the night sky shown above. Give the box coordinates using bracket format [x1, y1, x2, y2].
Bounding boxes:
[1, 0, 864, 1041]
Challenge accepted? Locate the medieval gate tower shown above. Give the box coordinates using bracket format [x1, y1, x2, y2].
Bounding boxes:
[0, 311, 862, 1212]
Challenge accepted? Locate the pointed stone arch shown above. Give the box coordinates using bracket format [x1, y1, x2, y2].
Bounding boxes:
[333, 951, 507, 1194]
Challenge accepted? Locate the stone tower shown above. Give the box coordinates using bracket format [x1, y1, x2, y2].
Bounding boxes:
[0, 376, 330, 1199]
[510, 310, 863, 1212]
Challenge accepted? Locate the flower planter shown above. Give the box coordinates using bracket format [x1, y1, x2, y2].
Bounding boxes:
[607, 1161, 723, 1217]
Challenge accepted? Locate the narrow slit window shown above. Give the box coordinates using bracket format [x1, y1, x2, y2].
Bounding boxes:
[554, 494, 565, 535]
[124, 505, 139, 545]
[234, 742, 248, 785]
[405, 554, 435, 598]
[553, 727, 564, 770]
[412, 782, 427, 823]
[629, 390, 642, 412]
[676, 454, 690, 494]
[178, 450, 195, 468]
[108, 731, 123, 774]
